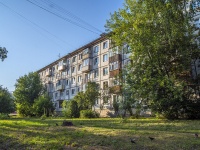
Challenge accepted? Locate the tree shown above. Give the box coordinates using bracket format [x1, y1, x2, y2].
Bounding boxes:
[106, 0, 200, 119]
[33, 94, 54, 117]
[0, 86, 15, 114]
[62, 99, 79, 118]
[85, 81, 100, 109]
[13, 72, 44, 116]
[0, 47, 8, 61]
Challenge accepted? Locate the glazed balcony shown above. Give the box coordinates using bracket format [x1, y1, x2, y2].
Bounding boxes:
[58, 65, 66, 71]
[109, 69, 121, 78]
[45, 71, 52, 77]
[82, 53, 91, 60]
[82, 65, 91, 73]
[109, 54, 122, 63]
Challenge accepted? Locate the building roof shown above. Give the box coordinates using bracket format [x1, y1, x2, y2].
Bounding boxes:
[37, 34, 108, 73]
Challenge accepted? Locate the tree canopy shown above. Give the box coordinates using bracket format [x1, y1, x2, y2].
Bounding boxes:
[13, 72, 44, 116]
[0, 86, 15, 114]
[106, 0, 200, 119]
[0, 47, 8, 61]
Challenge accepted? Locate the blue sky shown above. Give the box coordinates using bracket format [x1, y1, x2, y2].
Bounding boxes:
[0, 0, 124, 92]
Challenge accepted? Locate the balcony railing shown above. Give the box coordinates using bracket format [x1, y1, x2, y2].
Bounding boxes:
[82, 65, 91, 72]
[56, 85, 65, 91]
[109, 54, 122, 63]
[82, 53, 91, 60]
[45, 71, 52, 77]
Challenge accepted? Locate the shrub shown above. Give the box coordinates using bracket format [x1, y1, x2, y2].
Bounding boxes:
[80, 110, 99, 118]
[0, 113, 10, 119]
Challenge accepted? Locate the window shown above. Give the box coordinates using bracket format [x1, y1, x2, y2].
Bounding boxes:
[103, 54, 108, 62]
[72, 66, 75, 73]
[72, 56, 76, 63]
[55, 93, 58, 98]
[83, 48, 89, 55]
[59, 100, 63, 108]
[109, 62, 118, 71]
[103, 67, 108, 76]
[72, 89, 75, 95]
[103, 96, 109, 104]
[94, 57, 99, 65]
[77, 87, 80, 92]
[78, 64, 82, 71]
[66, 90, 69, 95]
[94, 70, 99, 78]
[78, 76, 82, 82]
[103, 81, 108, 89]
[103, 41, 108, 49]
[96, 99, 99, 104]
[194, 18, 200, 28]
[79, 53, 82, 60]
[71, 77, 75, 84]
[66, 79, 69, 86]
[93, 45, 99, 53]
[83, 59, 89, 66]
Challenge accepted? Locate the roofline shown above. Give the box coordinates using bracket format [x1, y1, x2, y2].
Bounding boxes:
[37, 34, 109, 73]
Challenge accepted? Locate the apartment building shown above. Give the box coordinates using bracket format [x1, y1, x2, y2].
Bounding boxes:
[37, 35, 130, 114]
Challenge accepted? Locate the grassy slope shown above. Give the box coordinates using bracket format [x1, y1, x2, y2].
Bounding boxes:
[0, 118, 200, 150]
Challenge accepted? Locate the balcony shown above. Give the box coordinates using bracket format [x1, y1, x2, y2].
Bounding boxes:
[58, 65, 66, 71]
[109, 85, 121, 94]
[109, 69, 121, 78]
[45, 71, 52, 77]
[109, 54, 122, 63]
[82, 65, 91, 73]
[56, 85, 65, 91]
[82, 53, 91, 60]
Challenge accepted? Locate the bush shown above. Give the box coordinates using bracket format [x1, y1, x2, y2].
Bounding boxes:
[0, 113, 10, 119]
[80, 110, 99, 118]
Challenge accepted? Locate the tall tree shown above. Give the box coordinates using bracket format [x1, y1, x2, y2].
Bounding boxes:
[0, 86, 15, 114]
[0, 47, 8, 61]
[13, 72, 44, 116]
[106, 0, 200, 119]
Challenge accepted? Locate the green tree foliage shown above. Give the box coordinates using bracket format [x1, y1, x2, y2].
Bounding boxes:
[13, 72, 44, 116]
[0, 47, 8, 61]
[62, 100, 79, 118]
[85, 81, 100, 109]
[106, 0, 200, 119]
[33, 94, 54, 117]
[0, 86, 15, 114]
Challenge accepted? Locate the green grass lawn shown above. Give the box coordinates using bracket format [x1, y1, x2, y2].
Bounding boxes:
[0, 117, 200, 150]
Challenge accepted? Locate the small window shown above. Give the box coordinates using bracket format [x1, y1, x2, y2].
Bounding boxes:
[77, 87, 80, 92]
[78, 76, 82, 82]
[71, 77, 75, 84]
[103, 67, 108, 76]
[83, 59, 89, 66]
[66, 79, 69, 86]
[72, 66, 75, 73]
[93, 45, 99, 53]
[66, 90, 69, 95]
[94, 57, 99, 65]
[94, 70, 99, 78]
[59, 100, 63, 108]
[79, 53, 82, 60]
[103, 54, 108, 62]
[103, 41, 108, 49]
[72, 56, 76, 63]
[78, 64, 82, 71]
[72, 89, 75, 95]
